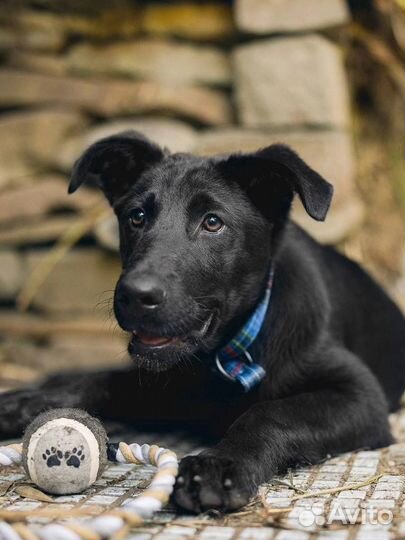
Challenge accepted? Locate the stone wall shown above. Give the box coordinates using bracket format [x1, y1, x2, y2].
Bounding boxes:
[0, 1, 402, 387]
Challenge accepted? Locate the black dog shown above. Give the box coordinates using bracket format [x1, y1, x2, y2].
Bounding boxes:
[0, 131, 404, 512]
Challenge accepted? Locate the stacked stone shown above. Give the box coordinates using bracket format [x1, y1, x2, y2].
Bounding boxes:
[0, 1, 367, 382]
[229, 0, 361, 244]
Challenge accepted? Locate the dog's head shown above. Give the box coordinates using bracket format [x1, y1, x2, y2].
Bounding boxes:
[69, 131, 333, 371]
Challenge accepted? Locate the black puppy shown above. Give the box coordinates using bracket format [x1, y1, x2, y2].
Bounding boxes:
[0, 131, 404, 513]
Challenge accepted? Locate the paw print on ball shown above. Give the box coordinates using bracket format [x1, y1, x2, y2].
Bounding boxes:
[42, 447, 63, 468]
[42, 447, 85, 468]
[65, 447, 85, 468]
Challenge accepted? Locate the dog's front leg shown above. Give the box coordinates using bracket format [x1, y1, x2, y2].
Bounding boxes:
[173, 346, 393, 513]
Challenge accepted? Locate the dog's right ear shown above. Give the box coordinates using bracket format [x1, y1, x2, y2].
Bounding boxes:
[68, 131, 164, 205]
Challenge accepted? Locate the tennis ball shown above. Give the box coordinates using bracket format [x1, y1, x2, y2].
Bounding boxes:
[22, 408, 107, 495]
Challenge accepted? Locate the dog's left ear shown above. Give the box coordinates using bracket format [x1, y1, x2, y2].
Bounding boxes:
[216, 144, 333, 221]
[68, 130, 164, 205]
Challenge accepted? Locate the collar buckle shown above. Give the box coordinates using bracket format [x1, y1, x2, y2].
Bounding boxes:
[215, 349, 254, 382]
[215, 350, 266, 392]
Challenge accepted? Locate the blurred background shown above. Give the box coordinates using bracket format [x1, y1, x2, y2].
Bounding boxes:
[0, 0, 403, 392]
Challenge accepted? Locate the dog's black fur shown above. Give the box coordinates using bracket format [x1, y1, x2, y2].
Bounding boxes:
[1, 132, 404, 512]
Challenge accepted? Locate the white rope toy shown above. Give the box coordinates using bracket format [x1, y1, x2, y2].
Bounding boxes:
[0, 445, 21, 467]
[0, 409, 179, 540]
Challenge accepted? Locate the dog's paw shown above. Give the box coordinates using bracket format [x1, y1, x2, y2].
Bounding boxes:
[172, 455, 253, 513]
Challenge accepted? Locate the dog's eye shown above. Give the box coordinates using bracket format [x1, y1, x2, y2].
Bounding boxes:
[202, 214, 224, 233]
[129, 208, 146, 227]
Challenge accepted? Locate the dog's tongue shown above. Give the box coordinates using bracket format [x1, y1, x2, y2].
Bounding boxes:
[135, 331, 173, 346]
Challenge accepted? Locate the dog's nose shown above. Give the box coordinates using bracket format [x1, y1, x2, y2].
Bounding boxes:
[120, 275, 166, 309]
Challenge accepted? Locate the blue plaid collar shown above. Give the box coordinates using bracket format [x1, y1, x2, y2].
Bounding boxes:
[214, 268, 274, 392]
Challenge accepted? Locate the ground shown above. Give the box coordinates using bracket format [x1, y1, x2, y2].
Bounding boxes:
[0, 408, 404, 539]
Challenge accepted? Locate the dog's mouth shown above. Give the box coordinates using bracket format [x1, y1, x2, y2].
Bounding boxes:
[132, 330, 180, 348]
[129, 312, 214, 352]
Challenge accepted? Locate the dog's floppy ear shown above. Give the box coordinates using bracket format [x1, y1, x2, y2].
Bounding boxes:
[216, 144, 333, 222]
[68, 130, 164, 205]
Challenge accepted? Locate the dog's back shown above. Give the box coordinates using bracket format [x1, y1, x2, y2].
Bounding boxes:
[318, 237, 405, 411]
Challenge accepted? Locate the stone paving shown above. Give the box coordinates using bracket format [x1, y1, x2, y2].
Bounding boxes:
[0, 410, 404, 540]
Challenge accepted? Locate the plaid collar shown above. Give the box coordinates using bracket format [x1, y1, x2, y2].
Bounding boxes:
[214, 268, 274, 392]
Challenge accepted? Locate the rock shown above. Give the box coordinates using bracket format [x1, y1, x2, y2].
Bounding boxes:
[94, 216, 119, 252]
[49, 335, 129, 368]
[20, 27, 64, 52]
[0, 310, 126, 341]
[0, 70, 231, 126]
[0, 357, 40, 387]
[24, 249, 121, 314]
[0, 27, 18, 51]
[8, 50, 68, 76]
[55, 118, 197, 171]
[0, 216, 82, 246]
[85, 118, 197, 153]
[196, 128, 361, 242]
[235, 0, 349, 34]
[0, 176, 102, 225]
[6, 5, 232, 52]
[293, 197, 364, 244]
[3, 7, 141, 52]
[3, 335, 129, 372]
[63, 6, 141, 39]
[392, 2, 405, 52]
[233, 35, 350, 128]
[141, 3, 234, 40]
[0, 109, 86, 189]
[19, 0, 129, 13]
[0, 250, 24, 300]
[67, 39, 231, 86]
[394, 253, 405, 313]
[0, 10, 66, 52]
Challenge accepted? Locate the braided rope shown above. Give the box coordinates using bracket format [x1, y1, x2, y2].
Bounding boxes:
[0, 444, 22, 466]
[0, 442, 178, 540]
